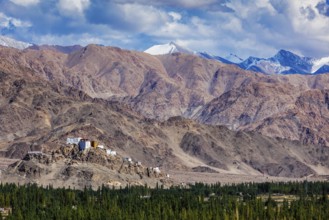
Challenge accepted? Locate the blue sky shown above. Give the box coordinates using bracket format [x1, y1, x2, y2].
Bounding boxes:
[1, 0, 329, 59]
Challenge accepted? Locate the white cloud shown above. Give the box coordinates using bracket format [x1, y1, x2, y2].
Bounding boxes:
[0, 12, 31, 28]
[221, 17, 243, 33]
[169, 12, 182, 21]
[29, 25, 137, 47]
[287, 1, 329, 36]
[57, 0, 90, 16]
[33, 33, 103, 46]
[113, 0, 218, 8]
[172, 0, 217, 8]
[198, 0, 329, 58]
[10, 0, 39, 7]
[155, 22, 191, 38]
[175, 38, 219, 52]
[117, 4, 170, 32]
[2, 0, 329, 59]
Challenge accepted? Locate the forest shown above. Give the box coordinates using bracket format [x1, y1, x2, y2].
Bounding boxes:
[1, 181, 329, 219]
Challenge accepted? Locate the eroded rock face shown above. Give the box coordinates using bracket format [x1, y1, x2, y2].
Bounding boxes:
[192, 166, 219, 173]
[194, 83, 329, 149]
[5, 143, 31, 159]
[180, 132, 228, 170]
[9, 160, 48, 179]
[245, 157, 316, 178]
[4, 146, 168, 189]
[2, 45, 329, 146]
[22, 153, 51, 164]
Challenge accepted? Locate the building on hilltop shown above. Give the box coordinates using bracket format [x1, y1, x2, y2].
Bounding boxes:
[106, 149, 117, 156]
[91, 141, 98, 148]
[27, 151, 43, 155]
[78, 139, 91, 151]
[154, 167, 160, 173]
[66, 137, 81, 145]
[98, 145, 104, 149]
[123, 157, 132, 162]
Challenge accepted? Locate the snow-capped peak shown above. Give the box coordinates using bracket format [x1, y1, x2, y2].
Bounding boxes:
[0, 35, 32, 50]
[238, 50, 324, 75]
[144, 42, 194, 55]
[312, 57, 329, 73]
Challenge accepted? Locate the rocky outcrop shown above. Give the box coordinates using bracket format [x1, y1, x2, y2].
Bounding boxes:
[4, 145, 169, 189]
[180, 132, 228, 170]
[192, 166, 219, 173]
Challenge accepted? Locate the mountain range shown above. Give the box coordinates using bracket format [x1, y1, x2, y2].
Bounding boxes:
[144, 42, 329, 75]
[1, 35, 329, 75]
[2, 36, 329, 187]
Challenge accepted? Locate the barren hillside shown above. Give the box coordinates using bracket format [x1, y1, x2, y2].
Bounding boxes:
[1, 45, 329, 187]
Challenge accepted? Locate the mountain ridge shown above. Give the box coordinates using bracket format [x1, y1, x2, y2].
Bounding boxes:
[1, 35, 328, 75]
[144, 42, 329, 75]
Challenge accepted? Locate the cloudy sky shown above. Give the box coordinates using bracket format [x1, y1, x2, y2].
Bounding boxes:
[1, 0, 329, 59]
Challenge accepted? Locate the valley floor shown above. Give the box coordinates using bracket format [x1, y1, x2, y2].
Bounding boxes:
[167, 171, 327, 186]
[1, 155, 327, 189]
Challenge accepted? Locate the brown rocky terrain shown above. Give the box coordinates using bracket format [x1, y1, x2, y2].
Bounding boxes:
[1, 45, 329, 187]
[0, 45, 255, 119]
[2, 145, 170, 189]
[1, 45, 329, 131]
[194, 80, 329, 144]
[27, 44, 83, 54]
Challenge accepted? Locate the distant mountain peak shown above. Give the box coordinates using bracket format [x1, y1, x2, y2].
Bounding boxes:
[276, 49, 291, 54]
[145, 42, 237, 65]
[144, 42, 194, 55]
[237, 49, 329, 75]
[274, 49, 303, 61]
[0, 35, 32, 50]
[168, 41, 177, 46]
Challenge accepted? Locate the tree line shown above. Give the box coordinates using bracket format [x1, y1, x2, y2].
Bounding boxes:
[0, 181, 329, 219]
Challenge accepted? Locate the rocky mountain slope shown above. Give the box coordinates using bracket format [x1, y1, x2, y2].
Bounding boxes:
[193, 77, 329, 146]
[28, 44, 83, 54]
[0, 63, 328, 181]
[1, 44, 329, 187]
[2, 45, 329, 146]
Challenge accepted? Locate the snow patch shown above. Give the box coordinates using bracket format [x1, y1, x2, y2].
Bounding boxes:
[144, 42, 193, 55]
[0, 35, 32, 50]
[255, 60, 291, 74]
